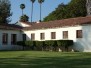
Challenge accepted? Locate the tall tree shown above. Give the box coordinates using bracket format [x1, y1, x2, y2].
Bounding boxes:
[67, 0, 86, 17]
[20, 4, 25, 16]
[44, 3, 67, 21]
[20, 14, 29, 22]
[30, 0, 35, 22]
[43, 0, 86, 22]
[0, 0, 12, 24]
[38, 0, 44, 22]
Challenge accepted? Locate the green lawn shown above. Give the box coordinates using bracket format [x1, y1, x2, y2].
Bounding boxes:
[0, 51, 91, 68]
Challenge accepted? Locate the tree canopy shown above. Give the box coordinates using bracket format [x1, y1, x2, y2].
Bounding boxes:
[20, 4, 25, 10]
[31, 0, 35, 3]
[0, 0, 12, 24]
[38, 0, 44, 4]
[20, 14, 29, 22]
[43, 0, 87, 22]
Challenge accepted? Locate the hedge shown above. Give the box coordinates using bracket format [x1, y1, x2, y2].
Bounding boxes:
[17, 41, 26, 50]
[57, 40, 73, 47]
[17, 40, 73, 51]
[36, 41, 44, 50]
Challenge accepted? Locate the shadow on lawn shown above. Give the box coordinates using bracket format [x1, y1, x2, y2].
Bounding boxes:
[0, 56, 91, 68]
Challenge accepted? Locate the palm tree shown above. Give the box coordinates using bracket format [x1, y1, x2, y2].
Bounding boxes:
[30, 0, 35, 22]
[38, 0, 44, 22]
[20, 4, 25, 16]
[20, 14, 29, 22]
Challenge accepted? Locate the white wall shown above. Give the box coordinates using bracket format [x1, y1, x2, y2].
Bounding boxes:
[0, 30, 22, 50]
[1, 24, 91, 52]
[74, 25, 91, 52]
[24, 26, 82, 41]
[16, 21, 31, 27]
[23, 25, 91, 52]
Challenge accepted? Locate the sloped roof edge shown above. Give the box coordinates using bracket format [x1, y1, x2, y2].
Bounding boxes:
[23, 16, 91, 30]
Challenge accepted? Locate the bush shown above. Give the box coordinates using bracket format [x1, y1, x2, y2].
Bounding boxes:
[36, 41, 44, 50]
[25, 41, 33, 46]
[17, 40, 73, 51]
[17, 41, 26, 50]
[17, 41, 36, 50]
[45, 40, 56, 51]
[57, 40, 73, 46]
[57, 40, 73, 51]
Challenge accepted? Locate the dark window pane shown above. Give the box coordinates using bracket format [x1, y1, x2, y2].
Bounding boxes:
[22, 34, 26, 41]
[76, 30, 82, 38]
[31, 33, 35, 40]
[63, 31, 68, 39]
[11, 34, 17, 45]
[40, 33, 45, 40]
[2, 33, 8, 45]
[51, 32, 56, 39]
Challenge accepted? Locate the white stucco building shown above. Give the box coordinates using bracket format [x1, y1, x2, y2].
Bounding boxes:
[1, 16, 91, 52]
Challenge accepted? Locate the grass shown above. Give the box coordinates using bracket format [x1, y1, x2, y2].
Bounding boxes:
[0, 51, 91, 68]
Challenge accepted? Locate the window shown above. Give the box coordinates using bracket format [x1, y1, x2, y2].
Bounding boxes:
[11, 34, 17, 45]
[51, 32, 56, 39]
[63, 31, 68, 39]
[2, 33, 8, 45]
[31, 33, 35, 40]
[22, 34, 26, 41]
[40, 33, 45, 40]
[76, 30, 82, 38]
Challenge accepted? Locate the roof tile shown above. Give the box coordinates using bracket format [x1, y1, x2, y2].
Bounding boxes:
[23, 16, 91, 30]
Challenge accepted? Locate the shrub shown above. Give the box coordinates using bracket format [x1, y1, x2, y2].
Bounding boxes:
[45, 41, 53, 46]
[25, 41, 34, 46]
[45, 40, 58, 51]
[36, 41, 44, 50]
[17, 41, 26, 50]
[57, 40, 73, 51]
[17, 40, 73, 51]
[17, 41, 36, 50]
[52, 41, 58, 51]
[57, 40, 73, 46]
[25, 41, 34, 50]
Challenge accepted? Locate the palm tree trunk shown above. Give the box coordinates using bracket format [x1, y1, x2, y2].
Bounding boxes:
[31, 3, 33, 22]
[22, 9, 23, 16]
[40, 3, 42, 22]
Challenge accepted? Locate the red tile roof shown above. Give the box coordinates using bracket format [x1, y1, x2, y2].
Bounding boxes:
[20, 21, 36, 26]
[23, 16, 91, 30]
[0, 24, 22, 30]
[1, 16, 91, 30]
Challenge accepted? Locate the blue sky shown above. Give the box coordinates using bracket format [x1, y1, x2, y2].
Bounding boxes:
[10, 0, 71, 23]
